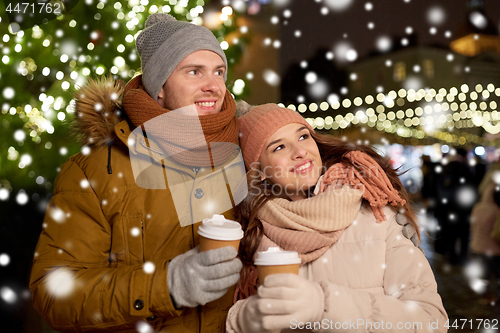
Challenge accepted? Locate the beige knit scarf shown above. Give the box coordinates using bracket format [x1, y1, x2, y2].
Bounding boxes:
[257, 187, 362, 264]
[122, 75, 238, 167]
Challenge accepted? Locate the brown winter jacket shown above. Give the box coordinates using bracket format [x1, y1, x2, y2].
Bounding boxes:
[29, 78, 236, 332]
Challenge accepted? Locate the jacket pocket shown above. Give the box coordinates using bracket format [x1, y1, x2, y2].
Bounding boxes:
[124, 213, 145, 264]
[111, 213, 145, 265]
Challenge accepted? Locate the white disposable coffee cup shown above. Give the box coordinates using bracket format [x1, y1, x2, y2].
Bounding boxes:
[197, 214, 244, 252]
[254, 247, 301, 284]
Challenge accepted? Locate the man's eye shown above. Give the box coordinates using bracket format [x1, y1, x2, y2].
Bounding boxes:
[215, 70, 224, 76]
[189, 70, 198, 75]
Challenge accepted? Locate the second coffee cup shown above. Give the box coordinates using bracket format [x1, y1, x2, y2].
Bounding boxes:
[197, 214, 244, 252]
[254, 247, 301, 285]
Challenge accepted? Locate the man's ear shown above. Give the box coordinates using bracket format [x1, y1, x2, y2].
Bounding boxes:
[158, 88, 164, 100]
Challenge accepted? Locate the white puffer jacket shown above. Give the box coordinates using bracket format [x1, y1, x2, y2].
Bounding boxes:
[227, 204, 448, 332]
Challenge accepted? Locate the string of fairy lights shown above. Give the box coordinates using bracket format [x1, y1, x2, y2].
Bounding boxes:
[278, 83, 500, 146]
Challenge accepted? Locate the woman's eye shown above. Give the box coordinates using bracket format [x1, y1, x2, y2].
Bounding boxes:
[299, 134, 309, 140]
[273, 145, 284, 152]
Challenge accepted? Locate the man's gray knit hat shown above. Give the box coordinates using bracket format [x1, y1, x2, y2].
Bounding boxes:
[136, 13, 228, 101]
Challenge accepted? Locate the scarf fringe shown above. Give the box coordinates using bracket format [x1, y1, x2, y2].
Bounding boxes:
[321, 151, 406, 222]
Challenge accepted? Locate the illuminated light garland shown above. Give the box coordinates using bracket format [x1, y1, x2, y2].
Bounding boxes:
[283, 83, 500, 145]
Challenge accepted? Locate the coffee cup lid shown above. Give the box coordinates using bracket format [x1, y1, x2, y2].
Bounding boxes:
[197, 214, 244, 241]
[254, 247, 301, 266]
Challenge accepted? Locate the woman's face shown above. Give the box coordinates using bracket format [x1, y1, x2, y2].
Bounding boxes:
[259, 123, 323, 201]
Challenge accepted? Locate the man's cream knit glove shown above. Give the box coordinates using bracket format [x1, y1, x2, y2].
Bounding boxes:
[239, 273, 324, 332]
[167, 246, 242, 308]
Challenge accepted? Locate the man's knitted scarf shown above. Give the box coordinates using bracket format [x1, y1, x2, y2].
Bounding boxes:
[234, 151, 406, 301]
[122, 75, 238, 167]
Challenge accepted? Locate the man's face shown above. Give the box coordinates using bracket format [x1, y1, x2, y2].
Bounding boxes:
[157, 50, 226, 116]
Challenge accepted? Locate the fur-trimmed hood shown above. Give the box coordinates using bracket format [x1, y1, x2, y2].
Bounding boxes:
[73, 76, 126, 147]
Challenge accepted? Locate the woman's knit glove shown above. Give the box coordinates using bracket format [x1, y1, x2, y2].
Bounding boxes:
[167, 246, 242, 308]
[237, 295, 274, 333]
[240, 274, 324, 332]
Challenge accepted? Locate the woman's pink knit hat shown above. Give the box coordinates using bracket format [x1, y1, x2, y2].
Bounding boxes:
[238, 103, 313, 170]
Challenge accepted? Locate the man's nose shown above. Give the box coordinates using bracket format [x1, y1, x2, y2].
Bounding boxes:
[201, 74, 221, 93]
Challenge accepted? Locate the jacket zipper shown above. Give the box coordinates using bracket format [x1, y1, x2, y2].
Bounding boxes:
[141, 220, 145, 262]
[192, 167, 201, 332]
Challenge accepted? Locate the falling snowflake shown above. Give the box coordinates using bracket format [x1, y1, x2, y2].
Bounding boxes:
[469, 12, 487, 29]
[333, 41, 357, 63]
[136, 321, 153, 333]
[464, 260, 484, 280]
[323, 0, 353, 12]
[308, 79, 330, 99]
[14, 129, 26, 142]
[19, 154, 32, 167]
[345, 49, 357, 62]
[0, 286, 17, 304]
[427, 6, 446, 25]
[3, 87, 15, 99]
[80, 180, 89, 189]
[49, 206, 67, 223]
[376, 36, 392, 52]
[263, 69, 280, 87]
[492, 171, 500, 185]
[0, 188, 9, 201]
[143, 262, 155, 274]
[456, 186, 476, 207]
[46, 268, 75, 298]
[81, 146, 91, 155]
[305, 72, 317, 84]
[468, 278, 488, 294]
[273, 0, 291, 7]
[131, 227, 140, 237]
[403, 76, 424, 91]
[16, 191, 29, 205]
[327, 93, 340, 105]
[0, 254, 10, 266]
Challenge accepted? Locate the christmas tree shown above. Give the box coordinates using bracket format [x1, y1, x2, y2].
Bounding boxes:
[0, 0, 248, 205]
